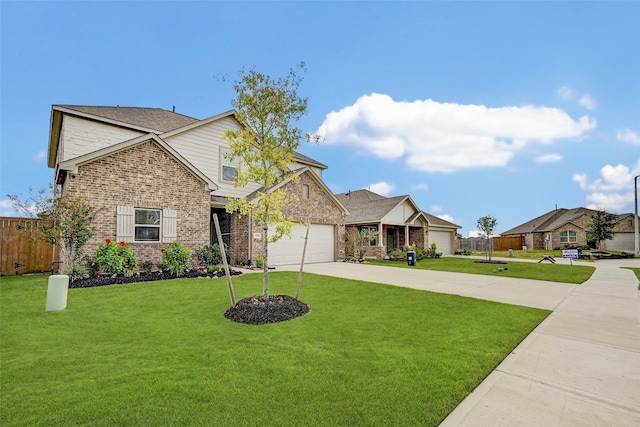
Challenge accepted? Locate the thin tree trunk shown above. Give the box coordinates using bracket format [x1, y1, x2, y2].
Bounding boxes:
[263, 205, 269, 300]
[296, 222, 310, 299]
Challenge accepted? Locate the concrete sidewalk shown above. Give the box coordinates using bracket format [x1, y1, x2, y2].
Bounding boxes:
[277, 259, 640, 426]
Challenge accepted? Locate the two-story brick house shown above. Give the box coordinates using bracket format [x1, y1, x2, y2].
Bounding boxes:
[48, 105, 348, 268]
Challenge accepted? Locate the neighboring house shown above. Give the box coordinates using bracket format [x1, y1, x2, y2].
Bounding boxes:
[47, 105, 348, 268]
[335, 189, 460, 258]
[500, 207, 638, 251]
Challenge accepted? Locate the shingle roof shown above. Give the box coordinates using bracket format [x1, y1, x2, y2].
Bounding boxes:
[55, 105, 199, 133]
[335, 190, 407, 223]
[502, 207, 597, 235]
[422, 212, 461, 228]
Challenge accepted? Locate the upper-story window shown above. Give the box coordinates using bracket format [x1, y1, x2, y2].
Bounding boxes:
[302, 184, 310, 199]
[560, 230, 577, 243]
[221, 148, 238, 182]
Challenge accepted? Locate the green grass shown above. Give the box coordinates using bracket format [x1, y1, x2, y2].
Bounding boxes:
[1, 273, 550, 426]
[367, 257, 595, 284]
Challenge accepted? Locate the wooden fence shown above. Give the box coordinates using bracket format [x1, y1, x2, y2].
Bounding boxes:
[492, 236, 525, 251]
[0, 217, 59, 276]
[458, 236, 525, 252]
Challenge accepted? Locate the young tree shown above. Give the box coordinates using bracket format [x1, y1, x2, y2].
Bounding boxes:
[586, 209, 617, 249]
[8, 186, 101, 273]
[353, 228, 379, 260]
[224, 63, 309, 300]
[477, 215, 498, 261]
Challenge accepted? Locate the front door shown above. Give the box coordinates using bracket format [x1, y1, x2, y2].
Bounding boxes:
[386, 228, 397, 254]
[211, 208, 231, 248]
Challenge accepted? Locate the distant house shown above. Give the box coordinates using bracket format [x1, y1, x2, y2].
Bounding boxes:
[500, 207, 638, 251]
[335, 189, 460, 258]
[47, 105, 348, 268]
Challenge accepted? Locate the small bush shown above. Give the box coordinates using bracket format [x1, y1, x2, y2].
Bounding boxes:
[161, 241, 192, 277]
[255, 255, 264, 268]
[94, 239, 138, 276]
[66, 265, 86, 282]
[388, 248, 406, 260]
[140, 260, 154, 273]
[195, 244, 231, 267]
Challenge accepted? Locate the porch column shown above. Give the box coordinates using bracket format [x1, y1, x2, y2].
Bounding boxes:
[405, 225, 409, 247]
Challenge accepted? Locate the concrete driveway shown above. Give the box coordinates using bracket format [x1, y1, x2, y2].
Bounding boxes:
[277, 258, 640, 426]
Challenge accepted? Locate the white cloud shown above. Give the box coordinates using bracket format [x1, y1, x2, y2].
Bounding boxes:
[617, 128, 640, 144]
[535, 153, 563, 163]
[411, 183, 430, 191]
[429, 204, 443, 213]
[578, 95, 596, 110]
[0, 199, 17, 217]
[468, 230, 482, 238]
[437, 214, 454, 223]
[317, 93, 595, 173]
[557, 86, 574, 100]
[367, 181, 395, 196]
[573, 159, 640, 212]
[33, 150, 46, 162]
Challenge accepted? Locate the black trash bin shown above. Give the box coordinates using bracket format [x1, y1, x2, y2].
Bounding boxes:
[407, 251, 416, 266]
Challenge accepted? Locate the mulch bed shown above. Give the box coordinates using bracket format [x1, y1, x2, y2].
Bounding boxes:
[69, 268, 242, 289]
[224, 295, 310, 325]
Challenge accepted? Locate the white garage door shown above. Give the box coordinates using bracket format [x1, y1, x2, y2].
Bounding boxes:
[268, 224, 335, 265]
[605, 233, 634, 251]
[429, 231, 453, 255]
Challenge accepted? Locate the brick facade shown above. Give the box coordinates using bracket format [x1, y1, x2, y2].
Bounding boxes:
[61, 140, 210, 268]
[239, 171, 346, 264]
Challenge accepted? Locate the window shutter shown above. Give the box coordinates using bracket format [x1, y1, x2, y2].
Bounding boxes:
[162, 209, 177, 243]
[116, 206, 134, 242]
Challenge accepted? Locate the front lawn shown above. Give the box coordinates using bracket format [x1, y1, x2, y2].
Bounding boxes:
[367, 257, 594, 284]
[1, 273, 549, 426]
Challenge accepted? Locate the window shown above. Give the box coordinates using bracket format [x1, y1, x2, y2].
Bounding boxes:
[560, 231, 577, 243]
[221, 148, 238, 182]
[117, 206, 177, 243]
[302, 184, 310, 199]
[135, 209, 161, 241]
[361, 226, 378, 246]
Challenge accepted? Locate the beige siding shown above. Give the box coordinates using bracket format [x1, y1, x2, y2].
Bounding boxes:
[165, 116, 261, 198]
[61, 116, 144, 162]
[382, 200, 417, 224]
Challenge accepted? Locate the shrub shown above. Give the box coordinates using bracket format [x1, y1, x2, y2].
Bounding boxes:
[140, 260, 154, 273]
[162, 241, 192, 277]
[255, 255, 264, 268]
[94, 239, 138, 276]
[388, 248, 406, 260]
[66, 265, 86, 282]
[194, 244, 231, 267]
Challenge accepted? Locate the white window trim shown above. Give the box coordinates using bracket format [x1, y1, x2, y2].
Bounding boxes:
[221, 147, 238, 182]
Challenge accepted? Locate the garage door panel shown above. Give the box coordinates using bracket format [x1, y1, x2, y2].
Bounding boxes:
[268, 224, 335, 265]
[429, 231, 452, 255]
[606, 233, 634, 251]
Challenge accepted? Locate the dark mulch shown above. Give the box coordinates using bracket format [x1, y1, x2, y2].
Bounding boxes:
[473, 260, 508, 265]
[69, 268, 242, 289]
[224, 294, 310, 325]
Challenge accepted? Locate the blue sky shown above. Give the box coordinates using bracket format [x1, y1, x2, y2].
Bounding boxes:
[1, 1, 639, 236]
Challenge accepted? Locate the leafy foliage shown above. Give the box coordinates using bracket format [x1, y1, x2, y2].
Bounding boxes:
[7, 186, 102, 271]
[94, 239, 138, 276]
[195, 244, 231, 267]
[161, 241, 192, 277]
[585, 209, 617, 249]
[223, 63, 309, 298]
[477, 215, 498, 261]
[353, 228, 379, 259]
